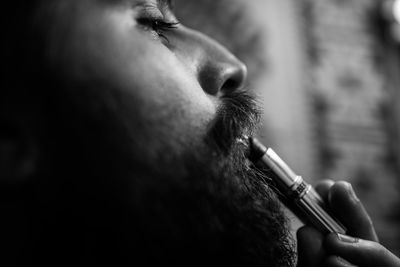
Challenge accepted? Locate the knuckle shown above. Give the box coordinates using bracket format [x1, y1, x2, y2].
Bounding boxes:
[331, 181, 354, 198]
[335, 180, 351, 188]
[374, 243, 389, 260]
[361, 241, 387, 262]
[317, 179, 335, 187]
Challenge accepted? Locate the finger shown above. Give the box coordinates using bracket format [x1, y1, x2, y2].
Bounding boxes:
[297, 226, 326, 267]
[324, 255, 357, 267]
[325, 233, 400, 267]
[314, 179, 335, 203]
[328, 181, 378, 241]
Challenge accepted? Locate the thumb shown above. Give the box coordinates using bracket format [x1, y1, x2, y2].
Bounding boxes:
[324, 233, 400, 267]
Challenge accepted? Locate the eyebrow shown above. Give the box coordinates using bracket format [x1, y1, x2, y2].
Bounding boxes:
[157, 0, 173, 10]
[127, 0, 173, 10]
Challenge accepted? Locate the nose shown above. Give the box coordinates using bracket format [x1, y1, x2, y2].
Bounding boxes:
[175, 27, 248, 96]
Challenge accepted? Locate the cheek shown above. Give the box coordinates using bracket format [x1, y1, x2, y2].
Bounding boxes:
[56, 5, 217, 153]
[134, 47, 217, 129]
[99, 12, 218, 148]
[122, 42, 218, 150]
[98, 16, 217, 140]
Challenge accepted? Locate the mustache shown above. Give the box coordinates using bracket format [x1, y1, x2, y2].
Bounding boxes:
[207, 90, 261, 154]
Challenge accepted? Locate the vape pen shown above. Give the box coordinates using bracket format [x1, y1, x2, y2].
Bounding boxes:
[249, 137, 346, 234]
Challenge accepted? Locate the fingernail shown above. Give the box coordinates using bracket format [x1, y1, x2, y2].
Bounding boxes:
[345, 182, 359, 201]
[336, 233, 359, 243]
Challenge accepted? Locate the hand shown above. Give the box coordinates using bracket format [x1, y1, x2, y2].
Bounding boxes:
[296, 180, 400, 267]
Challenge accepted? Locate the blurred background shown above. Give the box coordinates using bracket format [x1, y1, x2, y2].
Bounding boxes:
[176, 0, 400, 255]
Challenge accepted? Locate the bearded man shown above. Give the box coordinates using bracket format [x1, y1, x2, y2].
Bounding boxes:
[1, 1, 399, 266]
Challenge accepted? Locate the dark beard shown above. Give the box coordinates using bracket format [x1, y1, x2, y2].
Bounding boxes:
[118, 138, 296, 267]
[166, 142, 297, 267]
[114, 90, 296, 266]
[208, 90, 261, 154]
[19, 88, 295, 266]
[197, 90, 295, 267]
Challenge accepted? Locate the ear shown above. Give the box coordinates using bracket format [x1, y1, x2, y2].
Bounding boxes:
[0, 124, 38, 183]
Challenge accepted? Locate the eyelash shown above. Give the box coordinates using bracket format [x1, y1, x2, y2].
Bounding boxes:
[137, 18, 179, 43]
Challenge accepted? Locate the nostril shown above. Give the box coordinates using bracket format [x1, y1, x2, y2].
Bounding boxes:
[221, 78, 241, 92]
[221, 63, 247, 93]
[197, 50, 248, 96]
[199, 63, 247, 96]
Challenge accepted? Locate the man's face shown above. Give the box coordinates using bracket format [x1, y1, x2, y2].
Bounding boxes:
[46, 0, 250, 156]
[16, 0, 294, 266]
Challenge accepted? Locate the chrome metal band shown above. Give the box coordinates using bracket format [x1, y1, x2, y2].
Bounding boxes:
[289, 176, 309, 199]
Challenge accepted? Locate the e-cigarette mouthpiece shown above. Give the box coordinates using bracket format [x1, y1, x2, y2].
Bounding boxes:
[249, 137, 346, 234]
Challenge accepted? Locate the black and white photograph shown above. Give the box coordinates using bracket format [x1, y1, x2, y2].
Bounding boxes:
[1, 0, 400, 266]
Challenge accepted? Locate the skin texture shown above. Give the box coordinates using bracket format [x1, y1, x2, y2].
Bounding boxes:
[297, 180, 400, 267]
[173, 0, 267, 81]
[44, 0, 247, 156]
[2, 0, 295, 266]
[1, 0, 400, 266]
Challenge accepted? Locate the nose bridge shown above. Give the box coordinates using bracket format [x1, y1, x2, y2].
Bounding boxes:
[177, 27, 248, 96]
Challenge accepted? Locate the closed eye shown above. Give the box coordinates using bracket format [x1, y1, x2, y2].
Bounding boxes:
[137, 17, 179, 43]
